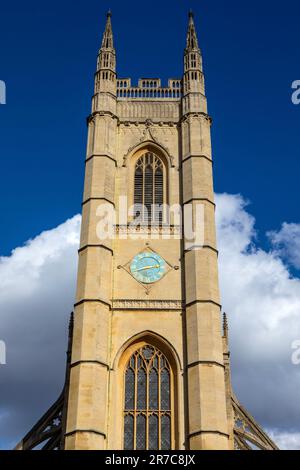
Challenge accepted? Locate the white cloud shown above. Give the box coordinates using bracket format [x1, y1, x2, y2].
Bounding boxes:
[268, 430, 300, 450]
[0, 215, 81, 449]
[0, 195, 300, 450]
[216, 193, 300, 449]
[268, 222, 300, 270]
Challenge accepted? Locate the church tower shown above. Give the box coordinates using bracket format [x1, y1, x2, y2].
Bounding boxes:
[64, 11, 230, 451]
[15, 11, 279, 453]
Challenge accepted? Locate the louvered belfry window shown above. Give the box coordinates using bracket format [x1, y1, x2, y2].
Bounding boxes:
[134, 153, 164, 223]
[123, 345, 172, 450]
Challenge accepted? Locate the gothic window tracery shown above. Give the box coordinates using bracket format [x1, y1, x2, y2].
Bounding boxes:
[134, 152, 165, 223]
[123, 345, 172, 450]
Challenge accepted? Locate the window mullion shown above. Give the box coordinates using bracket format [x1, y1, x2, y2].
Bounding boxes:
[142, 155, 145, 222]
[146, 362, 149, 450]
[153, 163, 155, 224]
[158, 354, 162, 450]
[134, 354, 138, 450]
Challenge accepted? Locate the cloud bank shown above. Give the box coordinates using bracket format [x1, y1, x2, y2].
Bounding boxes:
[0, 216, 81, 449]
[267, 222, 300, 270]
[0, 195, 300, 449]
[216, 194, 300, 449]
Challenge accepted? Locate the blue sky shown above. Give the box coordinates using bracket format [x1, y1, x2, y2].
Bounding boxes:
[1, 0, 300, 450]
[0, 0, 299, 256]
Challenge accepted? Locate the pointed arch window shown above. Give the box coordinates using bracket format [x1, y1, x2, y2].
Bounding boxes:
[123, 345, 172, 450]
[134, 153, 166, 224]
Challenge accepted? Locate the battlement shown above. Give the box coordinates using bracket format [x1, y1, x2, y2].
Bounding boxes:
[116, 78, 182, 99]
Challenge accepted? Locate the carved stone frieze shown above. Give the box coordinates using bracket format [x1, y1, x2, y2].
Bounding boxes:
[112, 299, 183, 310]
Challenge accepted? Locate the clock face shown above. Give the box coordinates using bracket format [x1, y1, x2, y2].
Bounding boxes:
[130, 252, 167, 284]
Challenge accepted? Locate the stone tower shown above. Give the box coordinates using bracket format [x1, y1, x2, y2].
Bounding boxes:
[15, 11, 279, 453]
[64, 10, 230, 451]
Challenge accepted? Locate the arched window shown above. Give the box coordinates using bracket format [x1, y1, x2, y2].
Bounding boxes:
[134, 152, 165, 223]
[123, 345, 172, 450]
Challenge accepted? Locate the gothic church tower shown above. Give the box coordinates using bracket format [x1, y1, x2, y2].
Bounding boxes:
[15, 11, 279, 453]
[65, 13, 230, 450]
[64, 11, 230, 451]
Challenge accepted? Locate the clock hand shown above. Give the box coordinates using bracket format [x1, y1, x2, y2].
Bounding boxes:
[132, 264, 160, 272]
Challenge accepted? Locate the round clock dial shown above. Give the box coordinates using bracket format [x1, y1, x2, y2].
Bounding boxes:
[130, 252, 167, 284]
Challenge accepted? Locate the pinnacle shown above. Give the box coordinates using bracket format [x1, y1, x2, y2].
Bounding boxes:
[186, 10, 199, 50]
[101, 9, 114, 50]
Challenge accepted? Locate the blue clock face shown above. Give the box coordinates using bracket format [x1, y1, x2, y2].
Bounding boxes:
[130, 252, 167, 284]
